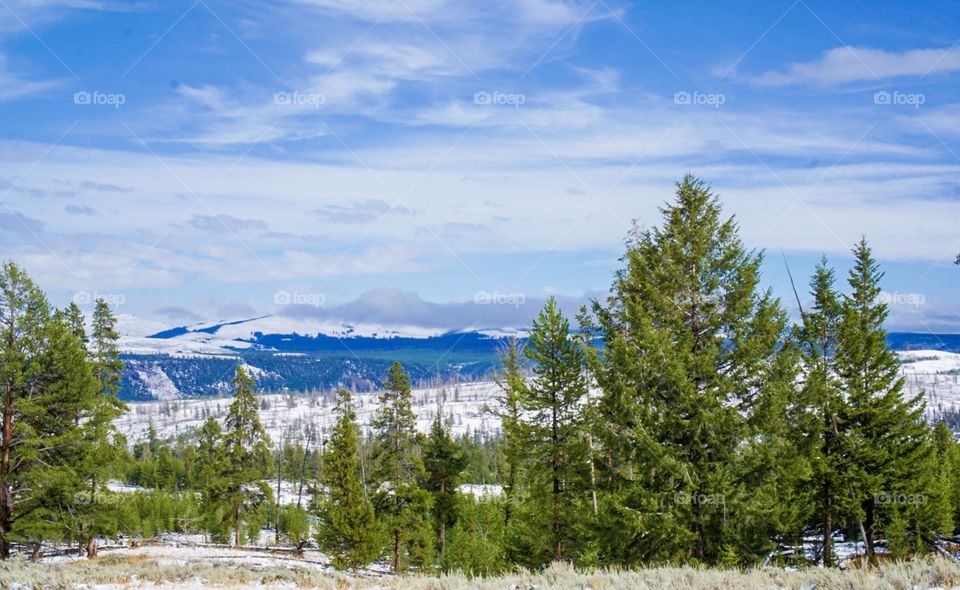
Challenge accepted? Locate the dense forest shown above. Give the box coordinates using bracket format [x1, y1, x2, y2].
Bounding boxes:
[1, 175, 959, 574]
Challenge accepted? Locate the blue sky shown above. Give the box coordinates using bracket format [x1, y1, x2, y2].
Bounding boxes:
[0, 0, 958, 332]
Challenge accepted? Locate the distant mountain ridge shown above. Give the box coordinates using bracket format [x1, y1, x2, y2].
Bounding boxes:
[114, 314, 960, 401]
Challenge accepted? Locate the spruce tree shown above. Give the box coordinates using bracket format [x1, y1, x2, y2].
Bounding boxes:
[222, 366, 273, 545]
[794, 258, 849, 565]
[836, 239, 936, 561]
[195, 417, 229, 541]
[91, 298, 124, 398]
[76, 298, 128, 557]
[493, 337, 526, 531]
[59, 302, 86, 342]
[370, 362, 432, 572]
[587, 176, 798, 565]
[519, 298, 589, 564]
[422, 405, 468, 558]
[316, 388, 381, 570]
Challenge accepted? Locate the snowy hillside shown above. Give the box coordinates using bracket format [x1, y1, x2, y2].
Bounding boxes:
[114, 350, 960, 444]
[900, 350, 960, 413]
[115, 381, 504, 444]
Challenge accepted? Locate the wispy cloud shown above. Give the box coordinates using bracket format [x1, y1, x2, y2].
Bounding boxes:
[751, 46, 960, 86]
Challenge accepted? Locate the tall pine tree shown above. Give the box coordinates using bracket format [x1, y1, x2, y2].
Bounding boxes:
[316, 388, 381, 570]
[422, 403, 468, 559]
[370, 362, 432, 573]
[836, 239, 935, 561]
[493, 337, 526, 532]
[587, 176, 798, 565]
[518, 298, 589, 564]
[221, 366, 273, 545]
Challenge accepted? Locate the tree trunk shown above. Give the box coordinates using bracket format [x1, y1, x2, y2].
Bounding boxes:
[863, 498, 876, 563]
[693, 487, 706, 561]
[822, 489, 832, 566]
[393, 530, 401, 573]
[234, 502, 241, 546]
[0, 388, 12, 560]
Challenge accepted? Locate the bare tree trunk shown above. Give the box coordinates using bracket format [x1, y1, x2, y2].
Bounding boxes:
[0, 388, 12, 560]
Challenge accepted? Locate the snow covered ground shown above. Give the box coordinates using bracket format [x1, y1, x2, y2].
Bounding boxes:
[900, 350, 960, 413]
[115, 381, 503, 444]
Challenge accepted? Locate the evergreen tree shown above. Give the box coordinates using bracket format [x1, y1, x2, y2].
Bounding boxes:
[587, 176, 798, 565]
[836, 239, 937, 561]
[76, 298, 128, 556]
[195, 417, 230, 541]
[0, 263, 68, 557]
[794, 258, 849, 565]
[519, 298, 589, 564]
[59, 302, 86, 342]
[221, 366, 273, 545]
[14, 314, 101, 558]
[493, 337, 526, 531]
[422, 405, 468, 558]
[316, 388, 381, 570]
[91, 298, 124, 397]
[370, 362, 432, 573]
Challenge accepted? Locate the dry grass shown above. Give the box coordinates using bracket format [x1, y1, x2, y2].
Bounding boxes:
[1, 552, 960, 589]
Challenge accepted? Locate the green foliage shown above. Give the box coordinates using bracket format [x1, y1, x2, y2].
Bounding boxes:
[517, 298, 591, 565]
[586, 176, 799, 566]
[442, 495, 508, 577]
[278, 505, 311, 549]
[836, 239, 939, 561]
[423, 407, 468, 559]
[316, 389, 381, 570]
[370, 362, 433, 573]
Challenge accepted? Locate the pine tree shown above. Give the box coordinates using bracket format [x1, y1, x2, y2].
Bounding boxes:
[836, 239, 936, 561]
[14, 313, 102, 558]
[519, 298, 589, 564]
[587, 176, 798, 565]
[423, 405, 468, 558]
[195, 417, 229, 542]
[59, 302, 86, 342]
[794, 258, 849, 565]
[493, 337, 526, 531]
[316, 388, 381, 570]
[0, 262, 64, 557]
[76, 298, 128, 557]
[370, 362, 432, 573]
[91, 298, 124, 397]
[221, 366, 273, 545]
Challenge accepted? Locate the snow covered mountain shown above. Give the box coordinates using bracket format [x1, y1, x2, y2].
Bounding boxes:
[115, 314, 521, 401]
[115, 314, 960, 405]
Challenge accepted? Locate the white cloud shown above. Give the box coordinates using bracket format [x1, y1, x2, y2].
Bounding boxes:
[751, 46, 960, 86]
[0, 53, 59, 102]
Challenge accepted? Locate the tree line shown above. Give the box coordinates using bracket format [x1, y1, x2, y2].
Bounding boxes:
[0, 174, 958, 573]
